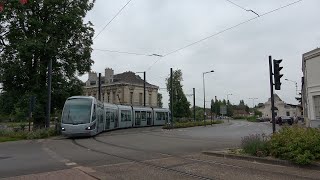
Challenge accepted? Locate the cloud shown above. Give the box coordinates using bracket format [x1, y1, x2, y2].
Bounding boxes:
[82, 0, 320, 107]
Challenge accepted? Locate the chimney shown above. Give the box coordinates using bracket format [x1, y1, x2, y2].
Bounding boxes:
[105, 68, 114, 83]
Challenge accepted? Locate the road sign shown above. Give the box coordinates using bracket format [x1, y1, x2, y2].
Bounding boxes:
[220, 105, 227, 115]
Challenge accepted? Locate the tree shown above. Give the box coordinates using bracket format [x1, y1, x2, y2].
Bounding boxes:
[157, 93, 163, 108]
[166, 69, 191, 118]
[0, 0, 95, 126]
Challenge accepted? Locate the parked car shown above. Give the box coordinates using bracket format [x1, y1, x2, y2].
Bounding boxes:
[276, 116, 294, 125]
[256, 117, 270, 122]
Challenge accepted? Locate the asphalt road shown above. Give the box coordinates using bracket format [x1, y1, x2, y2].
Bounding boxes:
[1, 120, 320, 180]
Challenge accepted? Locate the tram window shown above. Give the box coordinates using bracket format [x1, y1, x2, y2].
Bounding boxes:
[113, 110, 117, 122]
[92, 105, 96, 120]
[121, 111, 126, 122]
[121, 110, 131, 122]
[106, 111, 111, 121]
[141, 111, 146, 121]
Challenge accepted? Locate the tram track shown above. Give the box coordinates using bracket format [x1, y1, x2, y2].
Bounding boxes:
[89, 137, 318, 180]
[71, 138, 214, 180]
[92, 137, 242, 168]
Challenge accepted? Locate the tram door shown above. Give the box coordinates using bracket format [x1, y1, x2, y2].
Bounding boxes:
[147, 111, 152, 126]
[105, 110, 110, 130]
[114, 110, 119, 128]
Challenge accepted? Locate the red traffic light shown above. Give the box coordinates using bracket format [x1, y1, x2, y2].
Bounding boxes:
[19, 0, 28, 5]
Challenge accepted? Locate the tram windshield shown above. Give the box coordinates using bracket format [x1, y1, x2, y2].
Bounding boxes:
[62, 98, 93, 124]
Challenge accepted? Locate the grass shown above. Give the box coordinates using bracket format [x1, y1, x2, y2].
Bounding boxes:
[0, 128, 58, 143]
[163, 120, 223, 129]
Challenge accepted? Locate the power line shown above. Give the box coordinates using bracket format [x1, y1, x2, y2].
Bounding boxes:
[93, 48, 148, 56]
[163, 0, 303, 58]
[224, 0, 260, 16]
[93, 0, 133, 40]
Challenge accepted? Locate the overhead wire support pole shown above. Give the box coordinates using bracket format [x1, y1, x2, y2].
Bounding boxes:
[170, 68, 173, 126]
[98, 73, 102, 101]
[193, 88, 196, 122]
[144, 71, 146, 107]
[46, 59, 52, 129]
[269, 56, 276, 133]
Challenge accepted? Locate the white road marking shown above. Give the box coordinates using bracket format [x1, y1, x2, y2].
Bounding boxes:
[65, 162, 77, 166]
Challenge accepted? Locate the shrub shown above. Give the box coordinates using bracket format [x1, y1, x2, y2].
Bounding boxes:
[0, 128, 58, 142]
[269, 126, 320, 165]
[232, 116, 247, 120]
[241, 134, 269, 157]
[163, 120, 223, 129]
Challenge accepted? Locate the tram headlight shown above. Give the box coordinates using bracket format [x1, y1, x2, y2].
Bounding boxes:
[61, 127, 66, 131]
[85, 122, 96, 130]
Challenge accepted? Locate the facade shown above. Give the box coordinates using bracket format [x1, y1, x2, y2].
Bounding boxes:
[302, 48, 320, 127]
[83, 68, 159, 107]
[258, 94, 302, 119]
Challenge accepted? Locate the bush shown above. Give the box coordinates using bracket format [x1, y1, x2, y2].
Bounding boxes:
[241, 134, 269, 157]
[232, 116, 247, 120]
[269, 126, 320, 165]
[163, 120, 223, 129]
[0, 128, 58, 142]
[247, 116, 258, 122]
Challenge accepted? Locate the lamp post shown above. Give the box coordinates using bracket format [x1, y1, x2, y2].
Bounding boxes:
[285, 78, 299, 95]
[226, 94, 232, 121]
[136, 71, 146, 107]
[248, 98, 258, 108]
[203, 70, 214, 126]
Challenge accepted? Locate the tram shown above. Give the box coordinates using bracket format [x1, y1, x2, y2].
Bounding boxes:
[61, 96, 170, 137]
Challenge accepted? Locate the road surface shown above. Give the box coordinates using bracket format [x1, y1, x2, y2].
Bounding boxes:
[1, 120, 319, 180]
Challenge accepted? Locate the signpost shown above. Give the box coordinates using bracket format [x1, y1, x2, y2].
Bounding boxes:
[220, 105, 227, 117]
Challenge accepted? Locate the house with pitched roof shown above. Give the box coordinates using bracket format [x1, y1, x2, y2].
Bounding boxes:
[83, 68, 159, 107]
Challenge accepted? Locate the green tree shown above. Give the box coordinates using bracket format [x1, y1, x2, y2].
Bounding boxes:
[166, 69, 191, 118]
[0, 0, 95, 126]
[157, 93, 163, 108]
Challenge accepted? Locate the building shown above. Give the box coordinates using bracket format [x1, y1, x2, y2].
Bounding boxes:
[83, 68, 159, 107]
[258, 94, 302, 119]
[302, 48, 320, 127]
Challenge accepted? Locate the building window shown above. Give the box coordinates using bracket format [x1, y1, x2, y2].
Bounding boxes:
[113, 92, 116, 102]
[102, 93, 105, 102]
[149, 94, 152, 106]
[90, 81, 96, 85]
[139, 93, 143, 105]
[130, 92, 133, 105]
[107, 95, 110, 103]
[286, 112, 290, 116]
[314, 95, 320, 120]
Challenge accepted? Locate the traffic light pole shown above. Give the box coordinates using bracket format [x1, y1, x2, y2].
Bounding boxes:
[269, 56, 276, 133]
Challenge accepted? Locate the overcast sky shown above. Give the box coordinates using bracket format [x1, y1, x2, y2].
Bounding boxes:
[81, 0, 320, 108]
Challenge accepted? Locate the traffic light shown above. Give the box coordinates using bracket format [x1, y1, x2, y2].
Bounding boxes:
[273, 59, 283, 90]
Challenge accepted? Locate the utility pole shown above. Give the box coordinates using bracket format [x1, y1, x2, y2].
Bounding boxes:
[269, 56, 276, 133]
[170, 68, 173, 125]
[193, 88, 196, 122]
[46, 59, 52, 129]
[144, 71, 146, 107]
[98, 73, 102, 101]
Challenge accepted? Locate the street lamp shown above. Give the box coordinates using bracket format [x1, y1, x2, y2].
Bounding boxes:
[203, 70, 214, 126]
[248, 98, 258, 108]
[227, 94, 232, 104]
[285, 78, 299, 95]
[136, 71, 146, 107]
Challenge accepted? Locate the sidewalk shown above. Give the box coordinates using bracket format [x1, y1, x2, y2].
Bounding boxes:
[2, 168, 97, 180]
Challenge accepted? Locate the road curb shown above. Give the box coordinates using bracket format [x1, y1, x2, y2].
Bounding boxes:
[202, 151, 320, 170]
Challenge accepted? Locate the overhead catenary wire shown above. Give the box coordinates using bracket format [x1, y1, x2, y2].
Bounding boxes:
[224, 0, 260, 16]
[146, 0, 303, 71]
[93, 48, 149, 56]
[93, 0, 133, 40]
